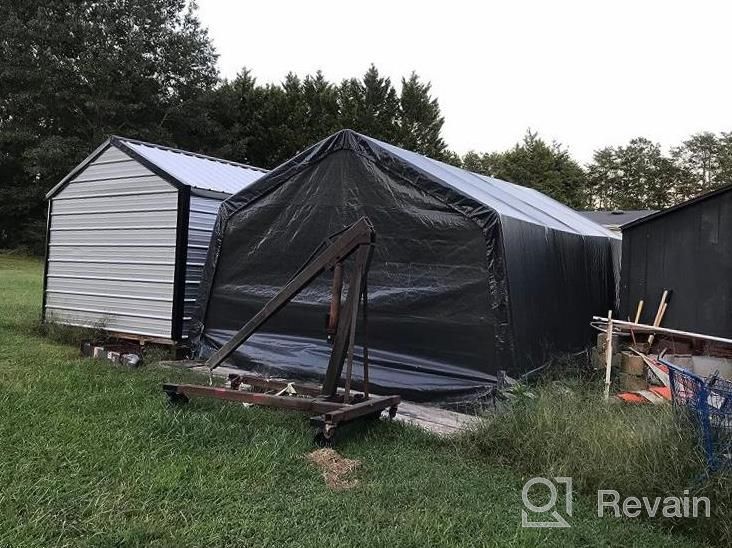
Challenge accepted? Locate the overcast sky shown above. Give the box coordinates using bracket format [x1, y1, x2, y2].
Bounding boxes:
[196, 0, 731, 163]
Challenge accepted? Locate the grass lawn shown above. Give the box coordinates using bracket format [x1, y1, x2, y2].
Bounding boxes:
[0, 255, 709, 547]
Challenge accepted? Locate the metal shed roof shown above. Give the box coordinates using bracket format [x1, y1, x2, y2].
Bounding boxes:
[620, 183, 732, 230]
[46, 136, 267, 199]
[579, 209, 657, 227]
[116, 137, 267, 195]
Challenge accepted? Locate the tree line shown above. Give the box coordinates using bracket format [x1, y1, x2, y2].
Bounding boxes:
[2, 1, 730, 252]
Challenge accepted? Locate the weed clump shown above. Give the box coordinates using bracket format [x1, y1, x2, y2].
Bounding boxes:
[462, 381, 730, 544]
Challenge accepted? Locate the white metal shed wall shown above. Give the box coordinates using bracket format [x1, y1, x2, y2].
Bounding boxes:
[45, 146, 179, 338]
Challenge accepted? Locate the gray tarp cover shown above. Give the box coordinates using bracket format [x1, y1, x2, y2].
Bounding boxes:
[192, 130, 619, 401]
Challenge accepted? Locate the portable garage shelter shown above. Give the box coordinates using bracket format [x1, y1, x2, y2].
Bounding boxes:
[620, 184, 732, 338]
[193, 129, 619, 401]
[43, 136, 266, 344]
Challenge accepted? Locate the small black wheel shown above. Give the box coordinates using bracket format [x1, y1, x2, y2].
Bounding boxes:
[165, 391, 189, 405]
[313, 427, 336, 447]
[388, 405, 398, 420]
[364, 410, 383, 421]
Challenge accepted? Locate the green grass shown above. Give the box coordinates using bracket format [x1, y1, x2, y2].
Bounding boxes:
[0, 255, 715, 547]
[463, 382, 730, 544]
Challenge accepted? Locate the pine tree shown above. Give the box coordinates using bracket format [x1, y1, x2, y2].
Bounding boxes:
[397, 72, 448, 159]
[466, 131, 588, 208]
[0, 0, 218, 251]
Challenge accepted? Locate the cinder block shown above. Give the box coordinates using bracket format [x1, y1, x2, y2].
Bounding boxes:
[620, 351, 645, 376]
[592, 347, 621, 370]
[618, 372, 648, 391]
[597, 332, 619, 353]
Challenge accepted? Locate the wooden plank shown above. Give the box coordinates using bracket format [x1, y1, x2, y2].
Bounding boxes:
[592, 317, 732, 345]
[604, 309, 614, 401]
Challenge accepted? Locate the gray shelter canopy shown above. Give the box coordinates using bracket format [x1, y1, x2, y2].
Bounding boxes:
[193, 130, 619, 401]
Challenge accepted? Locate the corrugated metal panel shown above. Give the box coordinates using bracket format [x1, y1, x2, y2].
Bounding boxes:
[49, 228, 177, 246]
[45, 144, 178, 339]
[45, 308, 172, 338]
[47, 261, 174, 279]
[54, 176, 174, 199]
[52, 192, 178, 212]
[74, 148, 151, 181]
[48, 246, 177, 262]
[121, 139, 265, 194]
[46, 277, 173, 299]
[51, 210, 178, 229]
[182, 195, 222, 336]
[45, 292, 172, 317]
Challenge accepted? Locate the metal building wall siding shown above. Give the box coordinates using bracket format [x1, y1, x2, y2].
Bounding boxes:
[53, 176, 173, 200]
[44, 145, 179, 339]
[48, 246, 177, 262]
[51, 192, 178, 212]
[45, 309, 172, 339]
[182, 195, 223, 337]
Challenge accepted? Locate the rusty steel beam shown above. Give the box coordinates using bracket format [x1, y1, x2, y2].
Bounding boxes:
[326, 262, 344, 339]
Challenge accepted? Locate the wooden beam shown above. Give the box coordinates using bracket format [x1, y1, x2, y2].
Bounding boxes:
[604, 309, 614, 401]
[593, 316, 732, 345]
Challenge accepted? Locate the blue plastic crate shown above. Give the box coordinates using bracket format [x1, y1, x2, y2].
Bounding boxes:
[662, 358, 732, 472]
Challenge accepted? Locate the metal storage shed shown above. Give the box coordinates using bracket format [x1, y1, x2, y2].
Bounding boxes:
[42, 136, 267, 344]
[620, 183, 732, 339]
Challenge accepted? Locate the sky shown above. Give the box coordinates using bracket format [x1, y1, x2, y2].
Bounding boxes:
[196, 0, 732, 163]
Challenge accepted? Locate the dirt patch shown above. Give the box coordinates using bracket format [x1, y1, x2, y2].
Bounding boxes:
[306, 448, 361, 490]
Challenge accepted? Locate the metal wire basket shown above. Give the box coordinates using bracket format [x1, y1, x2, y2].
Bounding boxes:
[662, 358, 732, 472]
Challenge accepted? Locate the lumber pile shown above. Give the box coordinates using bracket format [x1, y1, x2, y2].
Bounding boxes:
[590, 288, 732, 403]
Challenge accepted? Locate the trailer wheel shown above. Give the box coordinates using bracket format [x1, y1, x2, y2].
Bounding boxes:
[313, 426, 336, 447]
[164, 390, 189, 405]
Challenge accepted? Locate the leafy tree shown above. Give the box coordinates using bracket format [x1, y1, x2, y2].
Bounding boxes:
[461, 150, 502, 176]
[205, 66, 452, 169]
[0, 0, 218, 251]
[587, 138, 682, 210]
[464, 131, 588, 208]
[670, 132, 732, 199]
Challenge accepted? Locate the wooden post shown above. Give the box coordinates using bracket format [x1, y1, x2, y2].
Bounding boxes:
[647, 290, 668, 345]
[604, 310, 614, 402]
[633, 300, 644, 323]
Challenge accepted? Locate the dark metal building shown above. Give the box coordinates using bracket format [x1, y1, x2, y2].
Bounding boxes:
[620, 184, 732, 338]
[579, 210, 657, 234]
